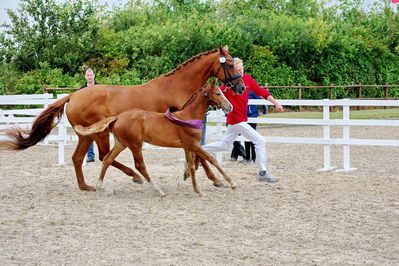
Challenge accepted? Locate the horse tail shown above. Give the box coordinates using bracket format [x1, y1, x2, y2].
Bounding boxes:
[0, 94, 71, 150]
[74, 117, 118, 136]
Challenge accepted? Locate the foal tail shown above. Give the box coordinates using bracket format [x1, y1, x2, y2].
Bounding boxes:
[74, 117, 118, 136]
[0, 95, 71, 150]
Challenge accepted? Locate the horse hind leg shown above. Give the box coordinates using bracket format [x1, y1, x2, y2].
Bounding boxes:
[72, 136, 96, 191]
[95, 132, 144, 185]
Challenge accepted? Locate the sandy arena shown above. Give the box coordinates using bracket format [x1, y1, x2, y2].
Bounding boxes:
[0, 125, 398, 265]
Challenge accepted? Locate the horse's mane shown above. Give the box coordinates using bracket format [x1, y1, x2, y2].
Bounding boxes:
[166, 88, 204, 114]
[179, 87, 205, 111]
[164, 49, 218, 77]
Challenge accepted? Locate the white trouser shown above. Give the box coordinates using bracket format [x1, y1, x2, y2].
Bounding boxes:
[202, 122, 267, 172]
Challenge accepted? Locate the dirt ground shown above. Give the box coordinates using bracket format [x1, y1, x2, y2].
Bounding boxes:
[0, 125, 398, 265]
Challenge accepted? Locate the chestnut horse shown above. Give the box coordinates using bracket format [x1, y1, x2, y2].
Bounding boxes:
[74, 79, 236, 196]
[0, 46, 244, 191]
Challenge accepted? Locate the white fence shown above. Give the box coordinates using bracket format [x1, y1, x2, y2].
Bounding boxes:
[207, 99, 399, 171]
[1, 94, 398, 170]
[0, 93, 76, 165]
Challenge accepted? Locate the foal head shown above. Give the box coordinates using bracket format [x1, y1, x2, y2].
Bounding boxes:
[178, 79, 233, 116]
[203, 79, 233, 113]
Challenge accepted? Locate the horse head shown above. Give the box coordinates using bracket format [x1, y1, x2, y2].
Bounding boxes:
[204, 78, 233, 113]
[213, 46, 246, 95]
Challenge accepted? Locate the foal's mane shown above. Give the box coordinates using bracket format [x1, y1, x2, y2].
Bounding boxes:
[179, 87, 206, 111]
[164, 49, 218, 77]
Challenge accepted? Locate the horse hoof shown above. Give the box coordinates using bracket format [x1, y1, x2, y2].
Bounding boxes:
[96, 181, 104, 191]
[132, 178, 144, 185]
[231, 185, 237, 190]
[183, 172, 190, 181]
[81, 185, 96, 191]
[213, 182, 227, 188]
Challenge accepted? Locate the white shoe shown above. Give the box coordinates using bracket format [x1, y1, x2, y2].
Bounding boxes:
[258, 171, 279, 182]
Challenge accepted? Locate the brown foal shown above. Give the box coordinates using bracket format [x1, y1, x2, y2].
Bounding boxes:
[74, 80, 236, 196]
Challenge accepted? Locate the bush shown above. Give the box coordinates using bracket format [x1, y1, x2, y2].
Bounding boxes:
[0, 0, 398, 100]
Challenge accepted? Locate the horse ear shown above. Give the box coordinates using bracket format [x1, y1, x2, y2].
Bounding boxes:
[213, 78, 218, 86]
[219, 45, 228, 56]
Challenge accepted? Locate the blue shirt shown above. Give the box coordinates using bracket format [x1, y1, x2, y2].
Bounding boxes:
[247, 90, 267, 118]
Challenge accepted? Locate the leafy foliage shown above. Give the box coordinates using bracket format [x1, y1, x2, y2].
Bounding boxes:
[0, 0, 398, 99]
[1, 0, 101, 73]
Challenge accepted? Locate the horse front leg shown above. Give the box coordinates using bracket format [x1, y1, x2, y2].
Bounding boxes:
[183, 155, 191, 181]
[184, 150, 203, 196]
[72, 136, 96, 191]
[192, 147, 236, 189]
[95, 132, 144, 185]
[186, 153, 225, 189]
[198, 158, 226, 188]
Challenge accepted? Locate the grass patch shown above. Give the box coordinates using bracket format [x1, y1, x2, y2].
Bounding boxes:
[264, 108, 399, 119]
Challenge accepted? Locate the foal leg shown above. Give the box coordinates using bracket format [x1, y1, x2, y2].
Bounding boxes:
[72, 135, 96, 191]
[183, 154, 191, 181]
[189, 155, 225, 187]
[192, 147, 236, 189]
[131, 146, 165, 197]
[199, 158, 226, 188]
[184, 150, 203, 196]
[96, 137, 127, 190]
[94, 132, 144, 184]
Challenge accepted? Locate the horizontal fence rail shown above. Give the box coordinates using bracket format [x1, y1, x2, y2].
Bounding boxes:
[0, 94, 69, 164]
[1, 93, 398, 170]
[207, 98, 399, 171]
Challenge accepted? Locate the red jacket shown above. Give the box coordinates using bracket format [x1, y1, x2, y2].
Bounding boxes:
[221, 74, 272, 125]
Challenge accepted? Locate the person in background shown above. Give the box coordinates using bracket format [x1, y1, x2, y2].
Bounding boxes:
[201, 58, 284, 182]
[230, 90, 267, 163]
[242, 90, 267, 164]
[200, 116, 207, 146]
[230, 140, 246, 161]
[80, 68, 98, 163]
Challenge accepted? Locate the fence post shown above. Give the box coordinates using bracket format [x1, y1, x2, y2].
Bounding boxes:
[297, 84, 302, 112]
[42, 94, 53, 146]
[56, 119, 67, 165]
[318, 99, 336, 172]
[384, 85, 389, 98]
[384, 85, 389, 109]
[7, 114, 14, 124]
[55, 93, 71, 165]
[357, 85, 362, 110]
[337, 99, 357, 172]
[329, 86, 333, 112]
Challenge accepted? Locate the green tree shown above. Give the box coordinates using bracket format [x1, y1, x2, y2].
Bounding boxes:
[1, 0, 102, 73]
